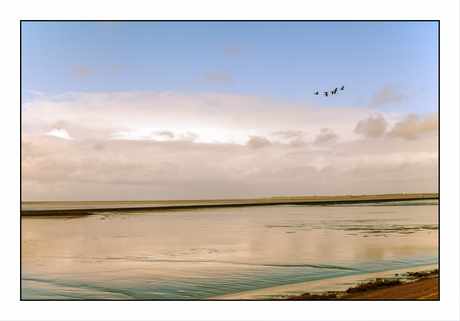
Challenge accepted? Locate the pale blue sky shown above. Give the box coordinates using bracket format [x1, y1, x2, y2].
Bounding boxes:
[22, 21, 438, 115]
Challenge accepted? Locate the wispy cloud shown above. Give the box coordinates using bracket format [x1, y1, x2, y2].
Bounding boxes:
[183, 69, 233, 90]
[71, 64, 93, 77]
[221, 43, 242, 57]
[221, 42, 250, 57]
[369, 84, 406, 107]
[272, 130, 306, 147]
[202, 70, 232, 85]
[71, 63, 124, 78]
[104, 63, 125, 72]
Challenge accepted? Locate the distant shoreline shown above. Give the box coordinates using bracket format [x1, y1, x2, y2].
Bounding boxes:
[21, 193, 438, 217]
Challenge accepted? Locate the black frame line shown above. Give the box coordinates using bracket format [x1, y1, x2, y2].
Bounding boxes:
[19, 19, 440, 302]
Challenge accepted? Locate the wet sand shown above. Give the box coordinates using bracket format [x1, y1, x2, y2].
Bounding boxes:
[21, 193, 438, 216]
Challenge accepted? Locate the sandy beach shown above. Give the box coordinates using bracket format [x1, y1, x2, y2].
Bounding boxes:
[338, 276, 439, 300]
[282, 268, 439, 300]
[209, 265, 439, 300]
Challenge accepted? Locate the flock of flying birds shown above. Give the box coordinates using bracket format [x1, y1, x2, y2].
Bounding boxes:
[314, 85, 345, 97]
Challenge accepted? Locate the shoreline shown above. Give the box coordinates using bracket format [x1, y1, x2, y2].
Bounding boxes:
[283, 268, 439, 301]
[283, 276, 439, 301]
[21, 193, 438, 216]
[209, 264, 439, 300]
[337, 276, 439, 300]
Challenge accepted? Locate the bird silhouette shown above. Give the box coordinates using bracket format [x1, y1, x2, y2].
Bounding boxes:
[316, 86, 344, 97]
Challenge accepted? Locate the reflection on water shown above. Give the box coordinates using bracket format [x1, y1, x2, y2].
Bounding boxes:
[21, 201, 438, 300]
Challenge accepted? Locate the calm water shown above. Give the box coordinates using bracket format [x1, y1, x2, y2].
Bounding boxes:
[21, 200, 438, 300]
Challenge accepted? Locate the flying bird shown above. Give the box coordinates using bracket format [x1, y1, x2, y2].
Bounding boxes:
[316, 86, 344, 97]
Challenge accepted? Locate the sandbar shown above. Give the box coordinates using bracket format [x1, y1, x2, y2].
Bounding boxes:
[21, 193, 438, 217]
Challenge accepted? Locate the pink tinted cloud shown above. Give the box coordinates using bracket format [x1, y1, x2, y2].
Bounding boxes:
[353, 114, 388, 138]
[369, 84, 406, 107]
[388, 113, 438, 140]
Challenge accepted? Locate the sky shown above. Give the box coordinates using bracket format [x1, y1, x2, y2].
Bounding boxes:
[21, 21, 440, 201]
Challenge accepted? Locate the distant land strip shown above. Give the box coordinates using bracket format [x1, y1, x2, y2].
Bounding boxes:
[21, 194, 438, 217]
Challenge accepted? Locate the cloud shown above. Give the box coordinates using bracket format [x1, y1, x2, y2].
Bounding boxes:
[111, 129, 199, 142]
[271, 131, 306, 147]
[152, 130, 175, 140]
[203, 100, 221, 109]
[104, 63, 125, 72]
[21, 129, 438, 200]
[178, 132, 199, 141]
[272, 131, 303, 140]
[202, 69, 232, 85]
[388, 113, 438, 140]
[21, 91, 399, 144]
[71, 63, 124, 78]
[71, 64, 93, 77]
[45, 128, 75, 140]
[182, 70, 233, 90]
[22, 91, 407, 146]
[246, 135, 271, 149]
[221, 43, 243, 57]
[21, 91, 438, 200]
[314, 128, 340, 144]
[353, 114, 388, 138]
[221, 42, 250, 57]
[369, 84, 406, 107]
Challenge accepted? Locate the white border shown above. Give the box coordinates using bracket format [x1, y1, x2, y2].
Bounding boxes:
[5, 1, 460, 320]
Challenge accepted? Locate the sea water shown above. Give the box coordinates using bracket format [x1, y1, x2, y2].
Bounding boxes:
[21, 200, 438, 300]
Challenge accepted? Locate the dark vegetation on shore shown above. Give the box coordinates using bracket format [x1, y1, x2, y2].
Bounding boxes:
[407, 269, 438, 278]
[285, 291, 338, 300]
[283, 269, 439, 300]
[346, 279, 402, 293]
